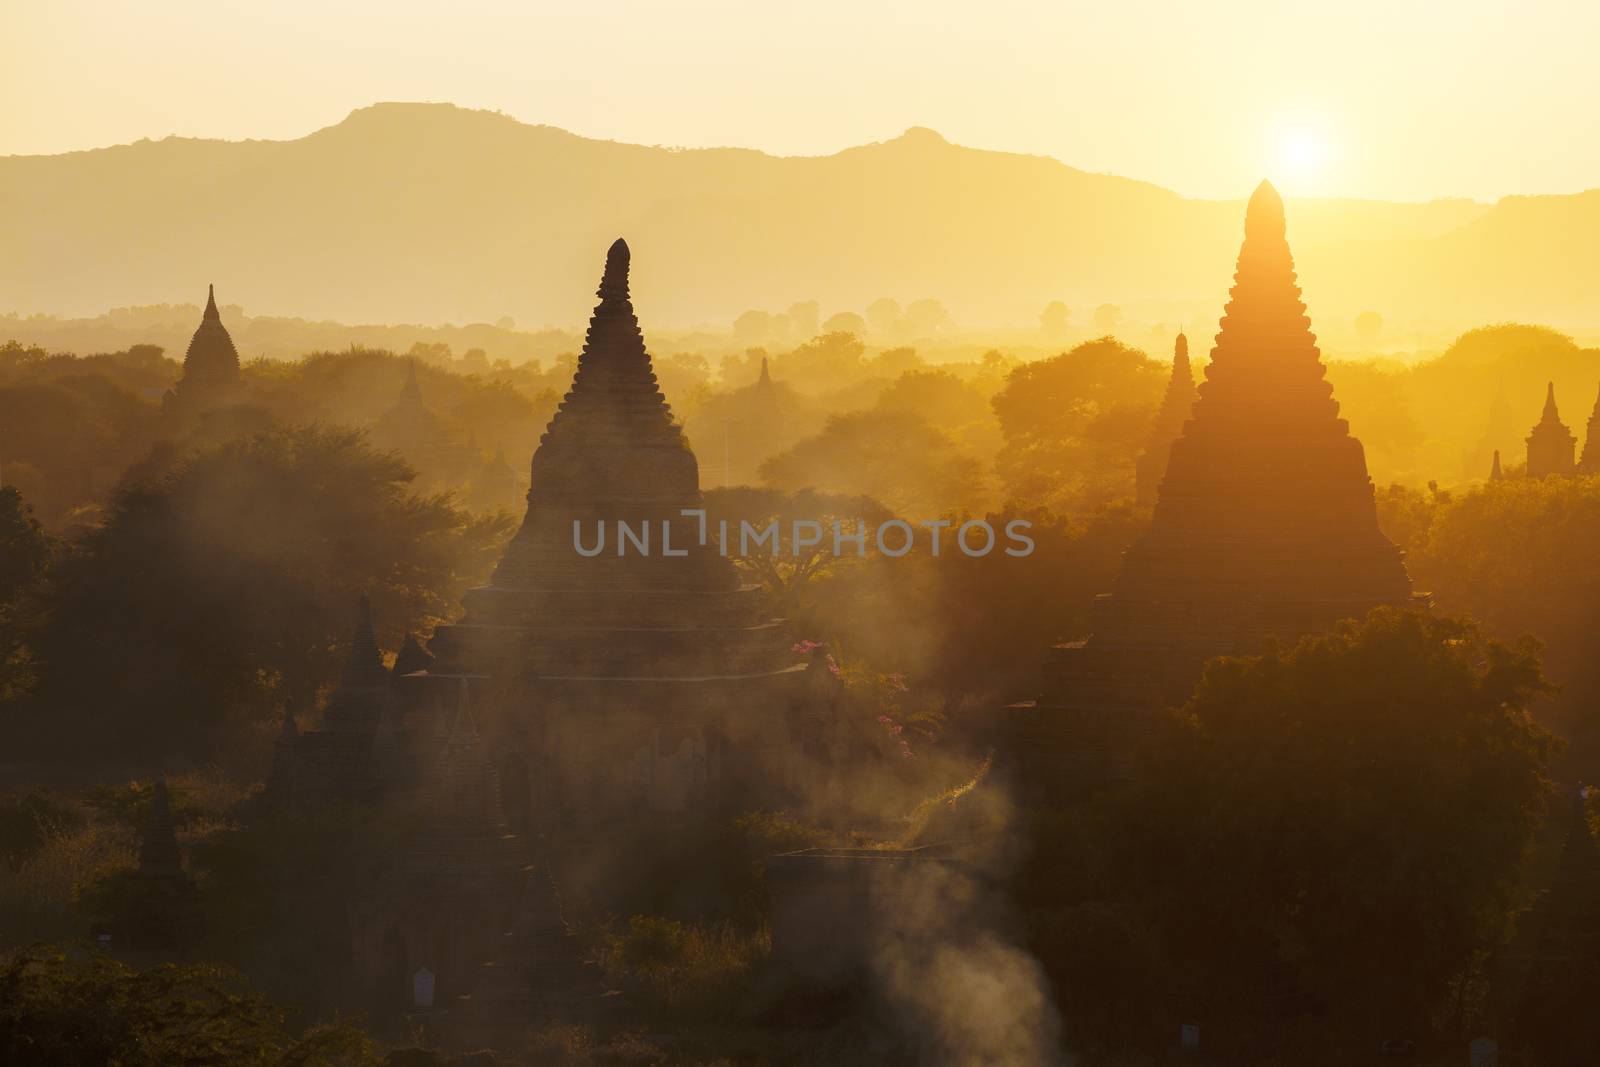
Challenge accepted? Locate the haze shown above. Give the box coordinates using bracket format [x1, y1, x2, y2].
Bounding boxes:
[7, 0, 1600, 202]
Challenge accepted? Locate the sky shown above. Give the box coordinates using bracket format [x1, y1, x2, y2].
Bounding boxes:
[5, 0, 1599, 202]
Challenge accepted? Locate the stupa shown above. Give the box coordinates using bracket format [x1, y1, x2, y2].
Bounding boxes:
[370, 362, 474, 486]
[1525, 382, 1576, 478]
[1135, 331, 1199, 506]
[1577, 383, 1600, 475]
[1012, 182, 1417, 789]
[162, 285, 244, 421]
[420, 239, 813, 834]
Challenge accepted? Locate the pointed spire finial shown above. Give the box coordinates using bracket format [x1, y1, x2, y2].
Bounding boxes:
[341, 591, 385, 685]
[203, 284, 219, 322]
[598, 238, 631, 302]
[1245, 180, 1285, 240]
[1544, 381, 1559, 418]
[758, 355, 771, 387]
[1173, 330, 1189, 365]
[1491, 449, 1503, 480]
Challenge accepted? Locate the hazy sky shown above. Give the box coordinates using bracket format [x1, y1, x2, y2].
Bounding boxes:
[6, 0, 1598, 202]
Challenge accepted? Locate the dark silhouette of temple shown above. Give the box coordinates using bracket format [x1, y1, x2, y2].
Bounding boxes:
[1135, 331, 1198, 506]
[1008, 181, 1417, 791]
[370, 361, 475, 488]
[171, 285, 240, 398]
[264, 596, 532, 1021]
[1577, 383, 1600, 475]
[417, 237, 817, 853]
[1525, 382, 1577, 478]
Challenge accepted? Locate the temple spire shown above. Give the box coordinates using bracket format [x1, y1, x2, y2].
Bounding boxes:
[1490, 449, 1504, 481]
[599, 238, 630, 303]
[1135, 329, 1200, 505]
[341, 592, 386, 687]
[138, 776, 183, 878]
[204, 283, 219, 322]
[1578, 381, 1600, 475]
[1527, 381, 1577, 478]
[758, 356, 772, 387]
[400, 359, 423, 404]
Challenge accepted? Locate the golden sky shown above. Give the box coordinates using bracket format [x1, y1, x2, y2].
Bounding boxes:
[5, 0, 1598, 202]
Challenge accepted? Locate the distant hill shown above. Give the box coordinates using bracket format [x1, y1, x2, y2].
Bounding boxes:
[2, 102, 1593, 330]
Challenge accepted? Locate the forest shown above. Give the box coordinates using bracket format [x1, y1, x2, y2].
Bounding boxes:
[2, 269, 1599, 1066]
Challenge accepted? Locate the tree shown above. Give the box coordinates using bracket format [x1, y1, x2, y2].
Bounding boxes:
[1122, 609, 1554, 1043]
[1092, 303, 1122, 332]
[821, 311, 866, 337]
[866, 298, 903, 335]
[26, 425, 511, 763]
[1039, 301, 1070, 341]
[991, 337, 1166, 512]
[0, 946, 379, 1066]
[903, 298, 952, 337]
[786, 301, 820, 340]
[0, 487, 52, 700]
[1409, 474, 1600, 768]
[732, 310, 772, 345]
[759, 409, 987, 517]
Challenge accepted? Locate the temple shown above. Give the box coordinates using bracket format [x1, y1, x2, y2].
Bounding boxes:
[1135, 331, 1199, 506]
[162, 285, 246, 426]
[1008, 182, 1417, 791]
[1577, 383, 1600, 475]
[370, 361, 475, 488]
[1490, 449, 1504, 481]
[417, 238, 819, 860]
[1525, 382, 1576, 478]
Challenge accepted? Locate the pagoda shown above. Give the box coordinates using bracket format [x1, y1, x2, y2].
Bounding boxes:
[1577, 383, 1600, 475]
[1011, 182, 1417, 789]
[162, 285, 245, 422]
[1135, 331, 1199, 506]
[1490, 450, 1504, 481]
[176, 285, 241, 393]
[1525, 382, 1576, 478]
[370, 361, 473, 486]
[419, 239, 813, 837]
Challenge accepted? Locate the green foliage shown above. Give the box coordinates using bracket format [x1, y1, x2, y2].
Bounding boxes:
[1122, 608, 1554, 1041]
[1410, 473, 1600, 766]
[992, 337, 1166, 513]
[26, 424, 511, 763]
[0, 946, 379, 1066]
[0, 487, 54, 700]
[597, 916, 768, 1023]
[760, 408, 987, 516]
[0, 792, 84, 869]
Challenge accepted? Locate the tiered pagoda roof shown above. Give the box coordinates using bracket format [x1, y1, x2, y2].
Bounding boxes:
[1135, 331, 1198, 505]
[1526, 382, 1577, 478]
[1038, 181, 1415, 718]
[178, 285, 242, 391]
[1577, 383, 1600, 475]
[428, 239, 800, 682]
[137, 777, 184, 880]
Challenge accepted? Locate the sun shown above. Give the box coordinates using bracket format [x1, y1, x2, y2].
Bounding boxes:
[1271, 121, 1332, 190]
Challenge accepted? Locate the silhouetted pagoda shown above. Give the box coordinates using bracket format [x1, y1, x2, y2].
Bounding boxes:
[1525, 382, 1576, 478]
[1011, 182, 1416, 789]
[370, 361, 473, 486]
[162, 285, 244, 422]
[1135, 331, 1199, 506]
[177, 285, 240, 392]
[1578, 383, 1600, 475]
[420, 238, 813, 835]
[1490, 449, 1504, 481]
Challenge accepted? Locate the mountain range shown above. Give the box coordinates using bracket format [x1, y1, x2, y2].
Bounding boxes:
[3, 103, 1596, 331]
